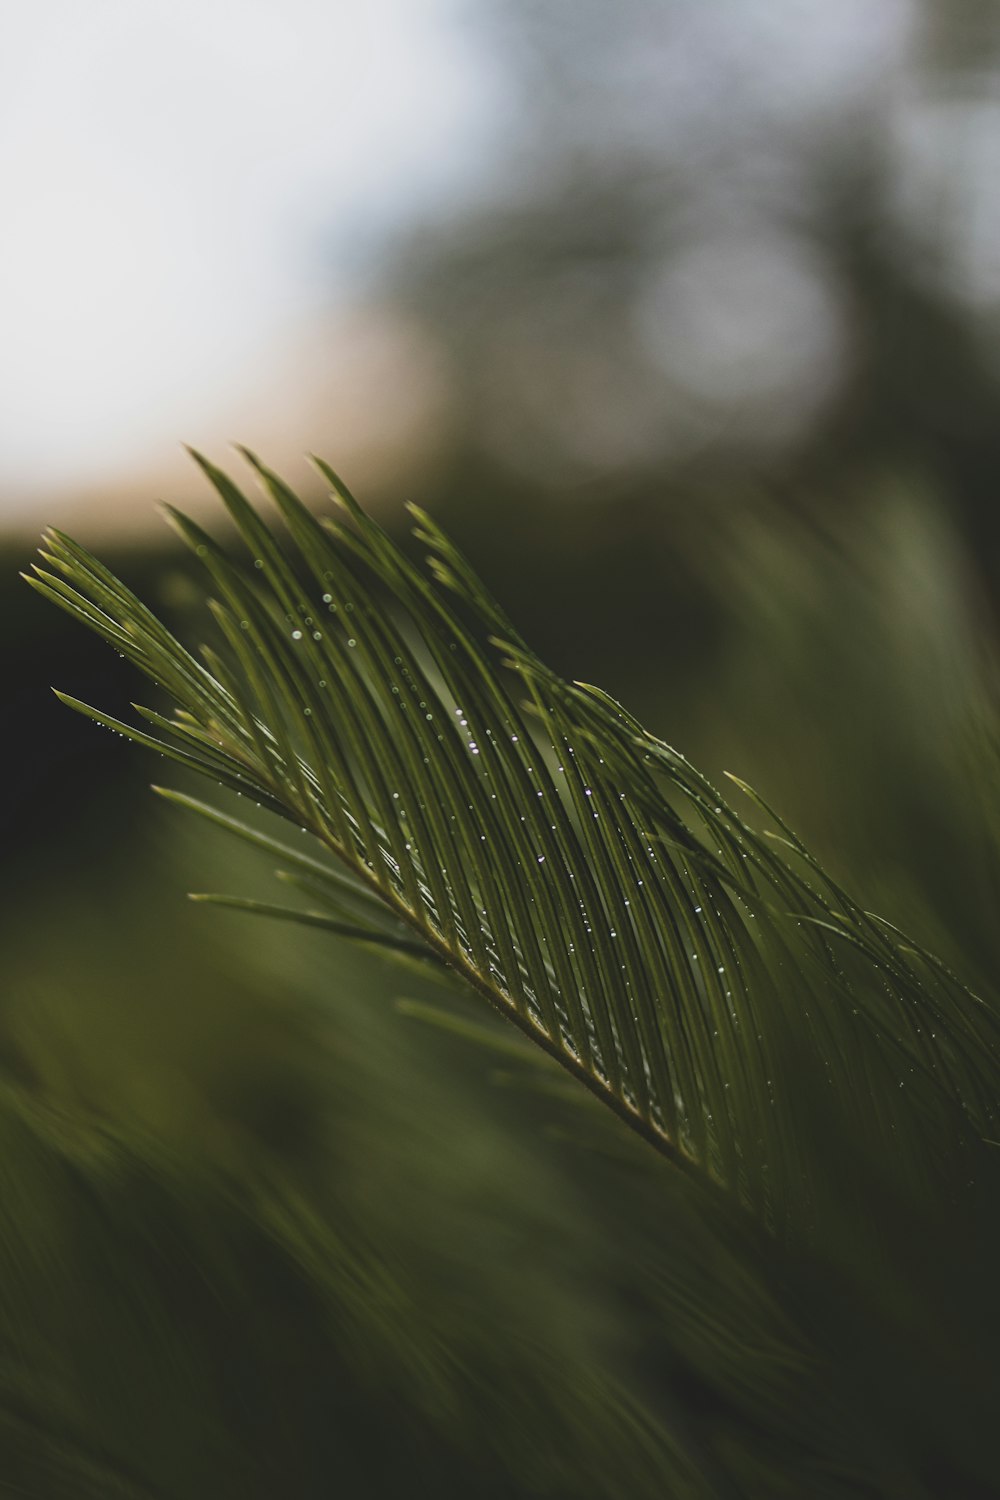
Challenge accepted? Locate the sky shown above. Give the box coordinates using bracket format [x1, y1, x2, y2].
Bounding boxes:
[0, 0, 498, 518]
[3, 1, 995, 533]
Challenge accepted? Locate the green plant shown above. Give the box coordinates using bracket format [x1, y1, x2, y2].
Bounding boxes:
[22, 452, 1000, 1497]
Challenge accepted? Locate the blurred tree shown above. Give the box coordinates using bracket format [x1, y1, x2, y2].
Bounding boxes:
[371, 0, 1000, 586]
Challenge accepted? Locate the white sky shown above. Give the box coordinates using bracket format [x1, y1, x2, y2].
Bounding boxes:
[0, 0, 495, 513]
[3, 1, 990, 527]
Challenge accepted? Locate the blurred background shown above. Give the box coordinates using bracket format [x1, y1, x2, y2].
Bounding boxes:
[3, 2, 1000, 1495]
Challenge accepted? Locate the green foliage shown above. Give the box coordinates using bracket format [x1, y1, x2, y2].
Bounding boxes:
[22, 452, 1000, 1496]
[0, 864, 697, 1500]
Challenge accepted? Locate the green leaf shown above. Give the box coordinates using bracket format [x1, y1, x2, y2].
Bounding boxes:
[187, 893, 446, 962]
[30, 453, 1000, 1230]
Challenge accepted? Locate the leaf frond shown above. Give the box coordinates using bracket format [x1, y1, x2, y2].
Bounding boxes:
[31, 454, 1000, 1227]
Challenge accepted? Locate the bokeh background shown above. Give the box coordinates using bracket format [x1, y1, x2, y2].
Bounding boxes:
[3, 3, 1000, 1495]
